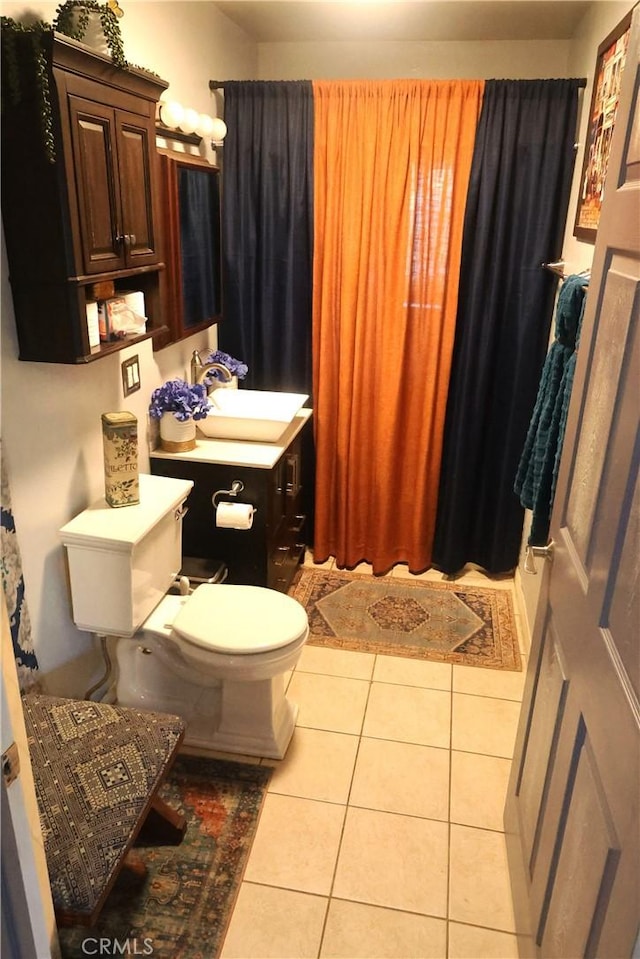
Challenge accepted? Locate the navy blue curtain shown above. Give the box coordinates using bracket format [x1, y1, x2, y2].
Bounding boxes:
[432, 79, 581, 575]
[219, 80, 315, 530]
[219, 80, 314, 395]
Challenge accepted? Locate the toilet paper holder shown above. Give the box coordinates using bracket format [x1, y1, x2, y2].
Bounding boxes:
[212, 480, 254, 511]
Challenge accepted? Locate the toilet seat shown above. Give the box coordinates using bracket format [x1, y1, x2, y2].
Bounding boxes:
[172, 583, 308, 655]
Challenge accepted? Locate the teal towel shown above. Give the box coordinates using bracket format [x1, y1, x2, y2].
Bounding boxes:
[514, 274, 588, 545]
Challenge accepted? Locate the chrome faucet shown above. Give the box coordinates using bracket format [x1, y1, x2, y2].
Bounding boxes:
[190, 350, 234, 394]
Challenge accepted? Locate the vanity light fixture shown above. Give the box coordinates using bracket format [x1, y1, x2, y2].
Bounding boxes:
[158, 99, 226, 146]
[209, 117, 227, 148]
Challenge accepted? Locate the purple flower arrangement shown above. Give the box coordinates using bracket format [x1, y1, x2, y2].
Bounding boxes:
[204, 350, 248, 381]
[149, 379, 210, 421]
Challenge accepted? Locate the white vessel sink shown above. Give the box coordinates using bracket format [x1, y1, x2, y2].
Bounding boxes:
[196, 389, 309, 443]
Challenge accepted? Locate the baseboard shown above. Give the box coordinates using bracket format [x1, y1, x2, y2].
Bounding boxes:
[514, 567, 533, 655]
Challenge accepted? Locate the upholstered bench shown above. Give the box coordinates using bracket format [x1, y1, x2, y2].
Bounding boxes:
[22, 693, 187, 927]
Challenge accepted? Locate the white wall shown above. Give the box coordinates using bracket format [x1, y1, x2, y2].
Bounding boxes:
[515, 0, 634, 639]
[1, 2, 257, 685]
[258, 38, 571, 79]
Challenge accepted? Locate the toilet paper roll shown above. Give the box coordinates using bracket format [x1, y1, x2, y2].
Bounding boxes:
[216, 501, 255, 530]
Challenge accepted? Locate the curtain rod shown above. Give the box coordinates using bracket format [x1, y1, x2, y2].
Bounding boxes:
[210, 78, 588, 91]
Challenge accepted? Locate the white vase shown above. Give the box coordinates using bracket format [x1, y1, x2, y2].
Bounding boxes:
[159, 413, 196, 452]
[67, 8, 111, 56]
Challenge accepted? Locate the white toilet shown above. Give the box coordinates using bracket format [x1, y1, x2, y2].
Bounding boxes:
[59, 473, 308, 759]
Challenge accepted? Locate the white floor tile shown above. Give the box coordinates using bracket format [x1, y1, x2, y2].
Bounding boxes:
[304, 549, 334, 570]
[373, 654, 452, 691]
[448, 921, 523, 959]
[287, 671, 370, 734]
[449, 825, 517, 933]
[452, 663, 526, 701]
[268, 727, 359, 804]
[450, 751, 511, 832]
[333, 807, 449, 917]
[334, 560, 377, 576]
[244, 793, 346, 896]
[350, 737, 450, 821]
[363, 682, 451, 748]
[321, 899, 447, 958]
[221, 883, 327, 958]
[298, 644, 376, 680]
[451, 692, 520, 759]
[391, 564, 447, 583]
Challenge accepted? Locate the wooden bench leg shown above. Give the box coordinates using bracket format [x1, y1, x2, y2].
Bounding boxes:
[135, 795, 187, 846]
[122, 850, 149, 880]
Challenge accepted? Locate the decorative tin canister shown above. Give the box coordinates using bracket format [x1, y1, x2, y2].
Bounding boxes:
[101, 412, 140, 507]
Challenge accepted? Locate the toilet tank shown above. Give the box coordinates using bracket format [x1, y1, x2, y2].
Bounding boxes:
[59, 473, 194, 636]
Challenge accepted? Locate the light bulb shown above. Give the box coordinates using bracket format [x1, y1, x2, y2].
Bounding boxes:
[159, 100, 184, 130]
[210, 118, 227, 143]
[195, 114, 215, 138]
[179, 108, 200, 135]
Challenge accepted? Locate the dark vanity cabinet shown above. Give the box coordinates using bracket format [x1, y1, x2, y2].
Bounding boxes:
[1, 32, 168, 363]
[150, 428, 308, 593]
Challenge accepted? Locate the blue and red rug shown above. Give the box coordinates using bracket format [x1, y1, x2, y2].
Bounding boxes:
[58, 755, 270, 959]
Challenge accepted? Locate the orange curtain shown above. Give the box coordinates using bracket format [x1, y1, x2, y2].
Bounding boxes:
[312, 79, 484, 573]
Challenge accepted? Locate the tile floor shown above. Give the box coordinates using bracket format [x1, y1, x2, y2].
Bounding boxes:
[218, 556, 530, 959]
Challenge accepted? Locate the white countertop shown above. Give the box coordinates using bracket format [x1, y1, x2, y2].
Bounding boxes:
[150, 408, 312, 469]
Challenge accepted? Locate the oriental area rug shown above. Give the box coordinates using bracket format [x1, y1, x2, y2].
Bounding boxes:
[58, 756, 271, 959]
[291, 569, 521, 671]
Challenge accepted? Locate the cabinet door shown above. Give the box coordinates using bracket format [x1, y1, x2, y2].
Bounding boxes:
[68, 98, 160, 275]
[115, 109, 159, 267]
[68, 95, 125, 274]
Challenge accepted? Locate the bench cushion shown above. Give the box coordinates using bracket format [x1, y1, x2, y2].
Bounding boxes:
[23, 694, 185, 921]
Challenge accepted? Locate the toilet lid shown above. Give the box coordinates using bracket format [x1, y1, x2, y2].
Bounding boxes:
[172, 584, 308, 654]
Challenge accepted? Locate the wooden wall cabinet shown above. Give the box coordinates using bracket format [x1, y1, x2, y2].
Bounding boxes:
[158, 150, 222, 345]
[1, 32, 169, 363]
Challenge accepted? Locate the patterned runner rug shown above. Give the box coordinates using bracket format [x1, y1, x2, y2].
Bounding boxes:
[291, 569, 521, 671]
[58, 755, 270, 959]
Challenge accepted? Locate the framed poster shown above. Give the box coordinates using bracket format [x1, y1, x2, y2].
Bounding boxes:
[573, 11, 632, 242]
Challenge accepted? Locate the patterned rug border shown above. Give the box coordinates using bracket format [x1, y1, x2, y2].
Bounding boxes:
[57, 754, 271, 959]
[291, 568, 522, 672]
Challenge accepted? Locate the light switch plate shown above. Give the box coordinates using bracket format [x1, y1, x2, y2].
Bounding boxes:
[121, 355, 141, 397]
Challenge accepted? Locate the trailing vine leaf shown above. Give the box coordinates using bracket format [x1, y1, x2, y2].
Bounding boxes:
[1, 17, 56, 163]
[1, 4, 139, 164]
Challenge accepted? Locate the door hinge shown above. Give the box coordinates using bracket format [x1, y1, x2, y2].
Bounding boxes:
[2, 742, 20, 786]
